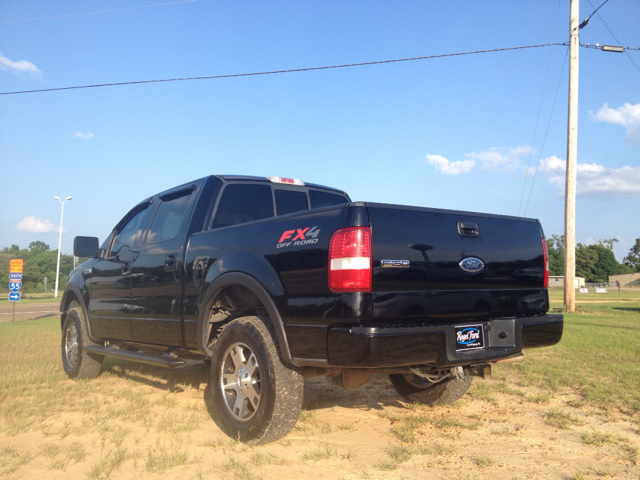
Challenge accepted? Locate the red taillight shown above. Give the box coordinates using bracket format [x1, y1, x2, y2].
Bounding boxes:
[328, 227, 372, 292]
[542, 238, 549, 288]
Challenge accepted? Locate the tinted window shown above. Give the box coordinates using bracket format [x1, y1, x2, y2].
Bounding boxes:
[146, 190, 192, 243]
[309, 190, 348, 209]
[275, 190, 308, 216]
[111, 208, 147, 255]
[212, 184, 274, 229]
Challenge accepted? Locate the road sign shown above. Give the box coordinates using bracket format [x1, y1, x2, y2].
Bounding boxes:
[9, 293, 20, 301]
[10, 259, 24, 273]
[9, 272, 23, 280]
[9, 282, 22, 293]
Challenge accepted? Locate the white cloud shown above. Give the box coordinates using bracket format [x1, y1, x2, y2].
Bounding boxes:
[533, 156, 640, 197]
[467, 145, 534, 173]
[0, 51, 42, 79]
[590, 103, 640, 142]
[75, 132, 95, 140]
[425, 154, 475, 175]
[16, 216, 65, 233]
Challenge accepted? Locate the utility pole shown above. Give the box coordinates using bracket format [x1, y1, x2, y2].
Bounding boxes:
[564, 0, 579, 313]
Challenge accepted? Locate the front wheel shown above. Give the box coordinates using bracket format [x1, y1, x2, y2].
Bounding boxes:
[389, 371, 472, 406]
[210, 316, 304, 444]
[61, 300, 103, 379]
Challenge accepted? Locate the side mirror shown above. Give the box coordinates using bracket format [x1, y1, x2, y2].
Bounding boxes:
[74, 236, 100, 257]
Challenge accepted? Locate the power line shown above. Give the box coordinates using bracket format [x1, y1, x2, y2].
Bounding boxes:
[578, 0, 611, 29]
[518, 0, 563, 217]
[524, 49, 569, 217]
[0, 0, 197, 25]
[0, 43, 565, 96]
[585, 0, 640, 73]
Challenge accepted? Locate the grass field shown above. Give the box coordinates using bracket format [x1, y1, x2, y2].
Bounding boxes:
[1, 289, 638, 479]
[496, 288, 640, 412]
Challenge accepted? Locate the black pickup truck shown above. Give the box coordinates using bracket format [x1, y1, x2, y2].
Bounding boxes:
[60, 174, 563, 444]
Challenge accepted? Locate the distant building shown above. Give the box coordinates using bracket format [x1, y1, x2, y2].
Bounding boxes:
[609, 273, 640, 288]
[548, 276, 585, 288]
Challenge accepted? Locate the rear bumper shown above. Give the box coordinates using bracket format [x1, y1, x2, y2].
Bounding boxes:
[326, 314, 563, 368]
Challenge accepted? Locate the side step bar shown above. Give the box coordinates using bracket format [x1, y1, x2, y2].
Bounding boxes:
[84, 345, 185, 369]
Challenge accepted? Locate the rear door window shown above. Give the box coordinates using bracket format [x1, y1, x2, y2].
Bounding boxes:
[309, 190, 349, 209]
[146, 189, 193, 244]
[275, 190, 308, 216]
[211, 183, 274, 229]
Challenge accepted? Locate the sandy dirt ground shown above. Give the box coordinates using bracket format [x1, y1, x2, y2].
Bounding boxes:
[1, 361, 639, 480]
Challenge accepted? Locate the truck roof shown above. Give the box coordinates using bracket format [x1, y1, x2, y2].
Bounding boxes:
[212, 175, 347, 195]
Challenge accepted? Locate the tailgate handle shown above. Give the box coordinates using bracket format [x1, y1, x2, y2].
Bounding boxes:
[457, 221, 479, 237]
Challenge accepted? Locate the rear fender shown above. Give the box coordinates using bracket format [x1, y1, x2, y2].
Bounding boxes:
[198, 269, 295, 366]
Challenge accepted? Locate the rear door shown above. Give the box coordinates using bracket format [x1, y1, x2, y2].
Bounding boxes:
[129, 183, 201, 346]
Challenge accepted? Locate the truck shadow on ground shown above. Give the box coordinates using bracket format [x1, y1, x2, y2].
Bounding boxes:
[101, 357, 395, 421]
[101, 357, 210, 393]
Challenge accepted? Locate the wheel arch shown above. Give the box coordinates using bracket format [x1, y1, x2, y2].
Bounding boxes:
[59, 285, 96, 341]
[198, 272, 296, 367]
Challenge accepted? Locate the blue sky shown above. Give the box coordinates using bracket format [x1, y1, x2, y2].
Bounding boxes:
[1, 0, 638, 262]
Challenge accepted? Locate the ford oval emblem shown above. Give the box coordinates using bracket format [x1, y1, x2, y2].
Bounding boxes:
[459, 257, 485, 273]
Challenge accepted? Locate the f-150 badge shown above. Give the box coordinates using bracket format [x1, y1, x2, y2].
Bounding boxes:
[277, 226, 321, 248]
[381, 260, 410, 268]
[459, 257, 485, 273]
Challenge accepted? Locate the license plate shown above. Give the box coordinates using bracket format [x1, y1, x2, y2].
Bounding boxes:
[455, 324, 485, 351]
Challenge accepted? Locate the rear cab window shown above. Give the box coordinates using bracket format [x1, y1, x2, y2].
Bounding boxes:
[211, 183, 274, 229]
[275, 190, 308, 215]
[309, 189, 349, 209]
[207, 178, 350, 231]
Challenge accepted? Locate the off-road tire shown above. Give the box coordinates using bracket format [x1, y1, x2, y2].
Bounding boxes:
[210, 316, 304, 444]
[61, 300, 103, 379]
[389, 371, 473, 406]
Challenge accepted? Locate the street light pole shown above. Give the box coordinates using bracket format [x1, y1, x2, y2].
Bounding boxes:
[54, 196, 72, 298]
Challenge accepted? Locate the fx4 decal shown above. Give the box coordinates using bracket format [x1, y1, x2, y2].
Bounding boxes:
[277, 226, 321, 248]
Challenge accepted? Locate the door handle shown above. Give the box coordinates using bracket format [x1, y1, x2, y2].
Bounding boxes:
[165, 254, 179, 272]
[121, 261, 132, 275]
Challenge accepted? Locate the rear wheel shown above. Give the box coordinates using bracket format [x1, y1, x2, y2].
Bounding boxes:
[210, 316, 303, 444]
[61, 300, 103, 379]
[389, 371, 472, 406]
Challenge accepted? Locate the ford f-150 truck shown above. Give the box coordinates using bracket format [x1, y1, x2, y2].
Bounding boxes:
[60, 175, 563, 444]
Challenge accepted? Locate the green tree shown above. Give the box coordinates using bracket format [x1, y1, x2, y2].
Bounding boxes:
[546, 236, 564, 276]
[576, 243, 599, 281]
[596, 238, 619, 251]
[1, 242, 74, 294]
[589, 245, 619, 282]
[623, 238, 640, 272]
[28, 241, 50, 251]
[1, 244, 20, 255]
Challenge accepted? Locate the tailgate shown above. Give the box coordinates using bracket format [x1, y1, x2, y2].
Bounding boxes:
[367, 203, 547, 322]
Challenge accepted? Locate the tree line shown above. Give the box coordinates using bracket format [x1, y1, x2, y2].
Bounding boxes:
[0, 242, 74, 294]
[547, 236, 640, 282]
